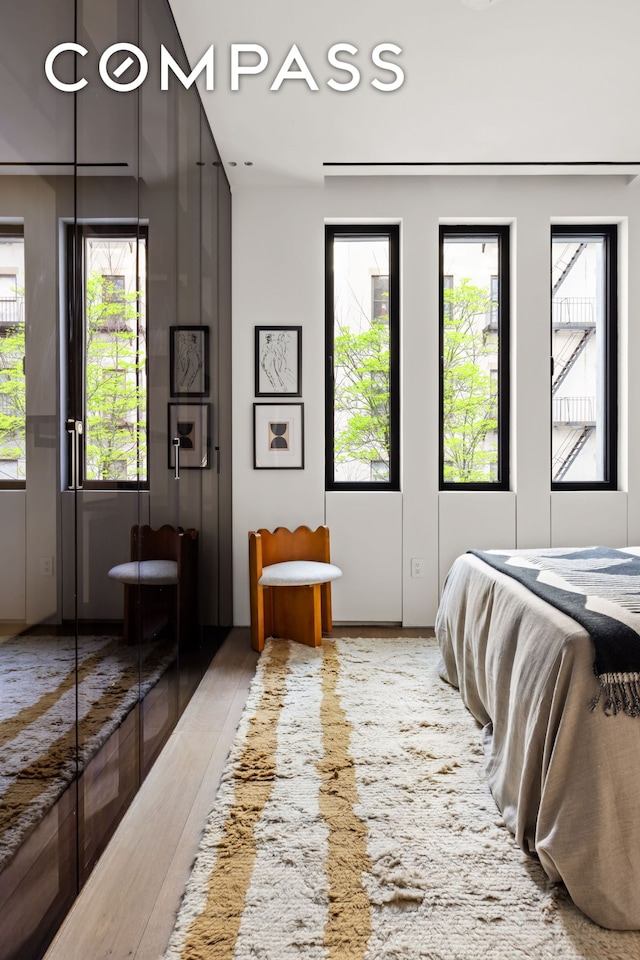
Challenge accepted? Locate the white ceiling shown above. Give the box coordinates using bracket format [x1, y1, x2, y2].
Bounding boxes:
[168, 0, 640, 188]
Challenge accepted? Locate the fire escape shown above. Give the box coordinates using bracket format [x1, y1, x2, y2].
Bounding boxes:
[0, 296, 23, 333]
[551, 242, 595, 481]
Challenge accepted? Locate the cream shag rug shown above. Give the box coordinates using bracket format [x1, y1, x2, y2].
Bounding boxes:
[0, 633, 176, 869]
[163, 637, 640, 960]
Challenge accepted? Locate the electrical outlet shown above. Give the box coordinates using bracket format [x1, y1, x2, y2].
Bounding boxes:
[411, 558, 424, 578]
[40, 557, 53, 576]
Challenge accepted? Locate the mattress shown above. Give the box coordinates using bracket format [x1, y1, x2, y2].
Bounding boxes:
[435, 549, 640, 930]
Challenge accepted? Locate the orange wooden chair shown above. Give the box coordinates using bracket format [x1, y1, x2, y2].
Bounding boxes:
[248, 525, 342, 652]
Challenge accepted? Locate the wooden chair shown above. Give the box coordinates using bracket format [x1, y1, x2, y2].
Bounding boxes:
[248, 525, 342, 653]
[108, 524, 198, 645]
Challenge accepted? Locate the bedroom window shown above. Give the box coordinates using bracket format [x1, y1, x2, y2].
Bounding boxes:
[551, 226, 617, 489]
[325, 224, 400, 490]
[440, 225, 510, 489]
[66, 224, 148, 489]
[0, 227, 25, 488]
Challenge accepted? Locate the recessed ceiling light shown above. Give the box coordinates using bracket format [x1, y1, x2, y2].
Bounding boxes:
[244, 161, 253, 166]
[462, 0, 501, 8]
[228, 161, 237, 167]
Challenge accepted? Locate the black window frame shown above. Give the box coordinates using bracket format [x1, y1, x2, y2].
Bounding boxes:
[325, 223, 400, 492]
[66, 222, 149, 491]
[439, 224, 511, 491]
[550, 224, 617, 491]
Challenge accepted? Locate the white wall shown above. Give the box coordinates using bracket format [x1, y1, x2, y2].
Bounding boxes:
[232, 174, 640, 626]
[231, 187, 327, 619]
[0, 491, 25, 620]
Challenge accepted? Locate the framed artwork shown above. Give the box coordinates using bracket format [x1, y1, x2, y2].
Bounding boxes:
[168, 403, 211, 470]
[253, 402, 304, 469]
[170, 325, 210, 397]
[255, 325, 302, 397]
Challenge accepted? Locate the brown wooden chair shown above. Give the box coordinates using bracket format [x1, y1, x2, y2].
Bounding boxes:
[108, 524, 198, 645]
[248, 525, 342, 653]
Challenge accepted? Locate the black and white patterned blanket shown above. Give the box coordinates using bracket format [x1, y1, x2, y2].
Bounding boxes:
[469, 546, 640, 717]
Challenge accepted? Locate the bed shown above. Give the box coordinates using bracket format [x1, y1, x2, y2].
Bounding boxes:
[435, 546, 640, 930]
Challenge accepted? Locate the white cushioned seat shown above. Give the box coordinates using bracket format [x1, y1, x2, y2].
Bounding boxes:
[107, 559, 178, 586]
[259, 560, 342, 588]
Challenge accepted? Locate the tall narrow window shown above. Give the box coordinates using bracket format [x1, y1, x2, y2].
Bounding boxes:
[0, 227, 25, 486]
[440, 226, 510, 489]
[325, 225, 400, 490]
[67, 225, 148, 488]
[551, 225, 617, 488]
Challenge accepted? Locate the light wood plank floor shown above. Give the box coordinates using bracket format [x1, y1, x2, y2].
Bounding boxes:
[43, 625, 432, 960]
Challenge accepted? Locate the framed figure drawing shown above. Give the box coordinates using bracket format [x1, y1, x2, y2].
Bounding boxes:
[168, 403, 211, 470]
[170, 325, 210, 397]
[253, 402, 304, 469]
[255, 325, 302, 397]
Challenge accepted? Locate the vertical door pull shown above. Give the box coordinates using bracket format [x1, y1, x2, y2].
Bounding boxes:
[173, 437, 180, 479]
[66, 419, 83, 490]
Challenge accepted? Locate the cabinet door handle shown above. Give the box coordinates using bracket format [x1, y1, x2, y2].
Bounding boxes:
[66, 419, 83, 489]
[173, 437, 180, 479]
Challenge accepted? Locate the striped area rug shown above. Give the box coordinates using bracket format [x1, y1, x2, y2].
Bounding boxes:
[0, 633, 175, 869]
[163, 637, 640, 960]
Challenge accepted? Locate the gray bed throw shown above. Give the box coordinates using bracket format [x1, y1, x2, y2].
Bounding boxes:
[469, 546, 640, 717]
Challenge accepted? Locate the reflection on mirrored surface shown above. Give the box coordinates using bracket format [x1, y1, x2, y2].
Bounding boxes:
[0, 628, 177, 869]
[0, 231, 26, 482]
[0, 2, 232, 958]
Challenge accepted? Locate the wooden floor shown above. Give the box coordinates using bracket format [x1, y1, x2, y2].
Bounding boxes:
[43, 625, 432, 960]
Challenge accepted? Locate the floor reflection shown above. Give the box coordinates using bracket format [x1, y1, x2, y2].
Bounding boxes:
[0, 631, 177, 872]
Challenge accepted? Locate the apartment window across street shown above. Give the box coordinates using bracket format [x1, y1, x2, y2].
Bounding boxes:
[0, 227, 25, 487]
[443, 274, 453, 319]
[0, 273, 17, 303]
[551, 225, 617, 489]
[67, 224, 148, 488]
[440, 225, 510, 489]
[371, 274, 389, 324]
[490, 275, 499, 326]
[325, 224, 400, 490]
[102, 274, 125, 300]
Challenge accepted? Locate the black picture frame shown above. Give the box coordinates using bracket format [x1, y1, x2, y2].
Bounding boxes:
[170, 325, 210, 397]
[168, 402, 211, 470]
[253, 402, 304, 469]
[255, 325, 302, 397]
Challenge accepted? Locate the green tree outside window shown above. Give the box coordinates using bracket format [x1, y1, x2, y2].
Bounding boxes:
[0, 271, 146, 484]
[442, 278, 498, 482]
[84, 272, 147, 482]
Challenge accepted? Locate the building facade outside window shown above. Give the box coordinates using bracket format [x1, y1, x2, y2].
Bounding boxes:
[67, 225, 148, 488]
[440, 225, 510, 489]
[551, 225, 617, 489]
[325, 224, 400, 490]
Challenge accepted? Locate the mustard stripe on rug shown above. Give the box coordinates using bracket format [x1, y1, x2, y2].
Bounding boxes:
[162, 637, 640, 960]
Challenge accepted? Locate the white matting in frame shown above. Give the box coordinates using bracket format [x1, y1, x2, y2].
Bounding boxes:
[253, 402, 304, 469]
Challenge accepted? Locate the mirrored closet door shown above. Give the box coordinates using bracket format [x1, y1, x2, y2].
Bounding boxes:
[0, 3, 232, 958]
